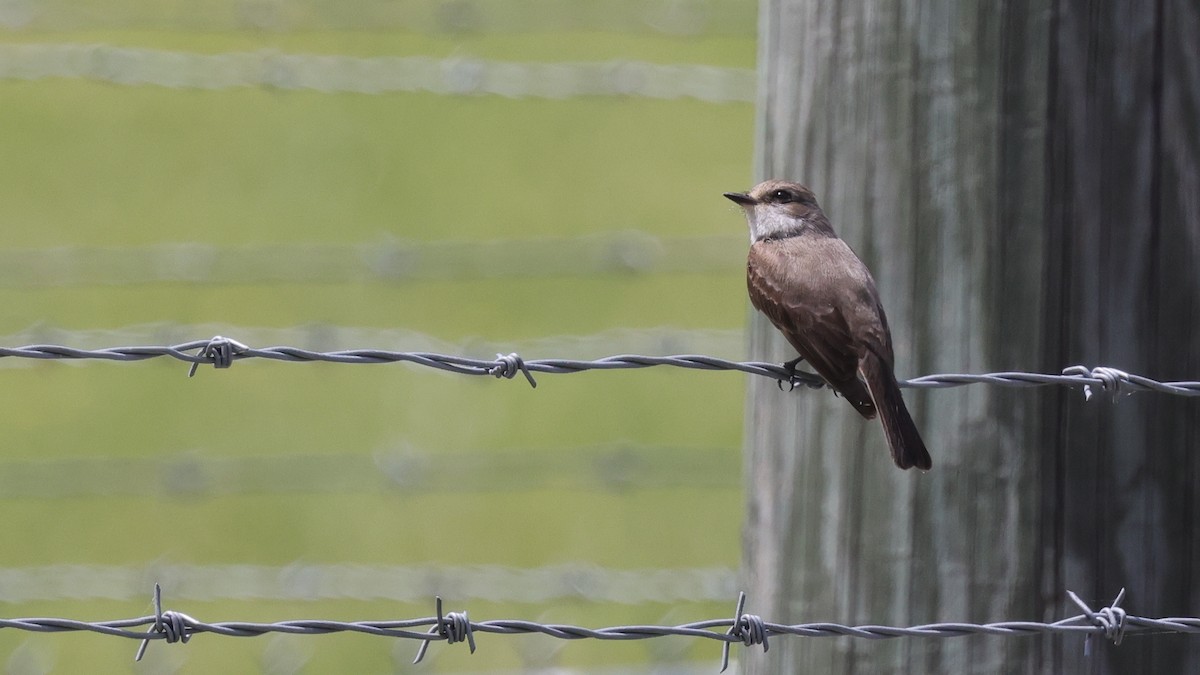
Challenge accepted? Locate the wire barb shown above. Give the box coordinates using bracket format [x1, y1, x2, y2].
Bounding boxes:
[1061, 365, 1132, 401]
[1067, 588, 1127, 655]
[187, 335, 249, 378]
[490, 352, 537, 388]
[721, 592, 768, 673]
[412, 597, 477, 664]
[134, 584, 194, 662]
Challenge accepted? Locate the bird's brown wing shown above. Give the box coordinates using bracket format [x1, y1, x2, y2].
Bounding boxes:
[747, 249, 877, 418]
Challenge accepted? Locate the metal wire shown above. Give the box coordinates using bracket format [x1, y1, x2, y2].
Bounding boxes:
[0, 588, 1190, 668]
[2, 336, 1199, 397]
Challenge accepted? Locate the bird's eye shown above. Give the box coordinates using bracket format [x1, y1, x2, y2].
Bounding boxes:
[771, 189, 791, 202]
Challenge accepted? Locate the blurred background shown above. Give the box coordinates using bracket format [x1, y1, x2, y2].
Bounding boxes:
[0, 1, 758, 672]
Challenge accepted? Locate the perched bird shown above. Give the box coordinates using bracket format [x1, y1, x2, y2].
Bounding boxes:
[724, 180, 931, 470]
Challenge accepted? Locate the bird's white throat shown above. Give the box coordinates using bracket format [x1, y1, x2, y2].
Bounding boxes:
[742, 205, 806, 243]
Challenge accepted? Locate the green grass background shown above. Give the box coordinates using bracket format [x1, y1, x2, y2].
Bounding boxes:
[0, 13, 756, 673]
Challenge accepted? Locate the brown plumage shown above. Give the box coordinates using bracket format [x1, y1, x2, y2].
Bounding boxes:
[725, 180, 931, 470]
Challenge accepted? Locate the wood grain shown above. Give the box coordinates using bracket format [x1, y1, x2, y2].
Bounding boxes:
[742, 0, 1198, 672]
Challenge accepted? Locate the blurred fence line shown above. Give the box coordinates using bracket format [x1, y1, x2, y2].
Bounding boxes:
[0, 443, 739, 498]
[0, 44, 756, 100]
[0, 563, 737, 604]
[0, 233, 743, 288]
[0, 0, 755, 35]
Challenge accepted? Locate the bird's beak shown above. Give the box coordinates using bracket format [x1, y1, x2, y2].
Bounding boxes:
[723, 191, 756, 206]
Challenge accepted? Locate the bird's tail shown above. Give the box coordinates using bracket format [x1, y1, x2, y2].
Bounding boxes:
[860, 350, 931, 471]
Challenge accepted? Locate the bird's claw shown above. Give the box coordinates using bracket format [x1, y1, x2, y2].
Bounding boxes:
[777, 356, 806, 392]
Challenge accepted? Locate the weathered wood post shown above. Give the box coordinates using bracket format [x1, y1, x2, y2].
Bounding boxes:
[741, 1, 1199, 673]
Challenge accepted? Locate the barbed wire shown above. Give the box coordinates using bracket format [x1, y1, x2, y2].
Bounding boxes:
[0, 44, 755, 102]
[2, 335, 1199, 398]
[2, 587, 1192, 670]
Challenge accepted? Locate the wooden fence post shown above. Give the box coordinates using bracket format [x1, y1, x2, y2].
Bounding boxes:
[741, 1, 1198, 672]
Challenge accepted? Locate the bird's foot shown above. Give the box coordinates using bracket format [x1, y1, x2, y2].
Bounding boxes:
[778, 356, 806, 392]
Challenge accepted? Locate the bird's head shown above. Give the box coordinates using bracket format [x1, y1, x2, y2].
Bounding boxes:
[724, 180, 830, 242]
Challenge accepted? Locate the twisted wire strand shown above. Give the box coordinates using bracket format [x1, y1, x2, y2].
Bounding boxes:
[2, 339, 1199, 397]
[3, 593, 1196, 667]
[13, 613, 1196, 641]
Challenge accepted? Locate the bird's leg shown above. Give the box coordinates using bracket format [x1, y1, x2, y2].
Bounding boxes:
[778, 355, 806, 392]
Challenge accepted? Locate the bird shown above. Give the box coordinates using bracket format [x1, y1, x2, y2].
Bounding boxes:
[724, 179, 931, 470]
